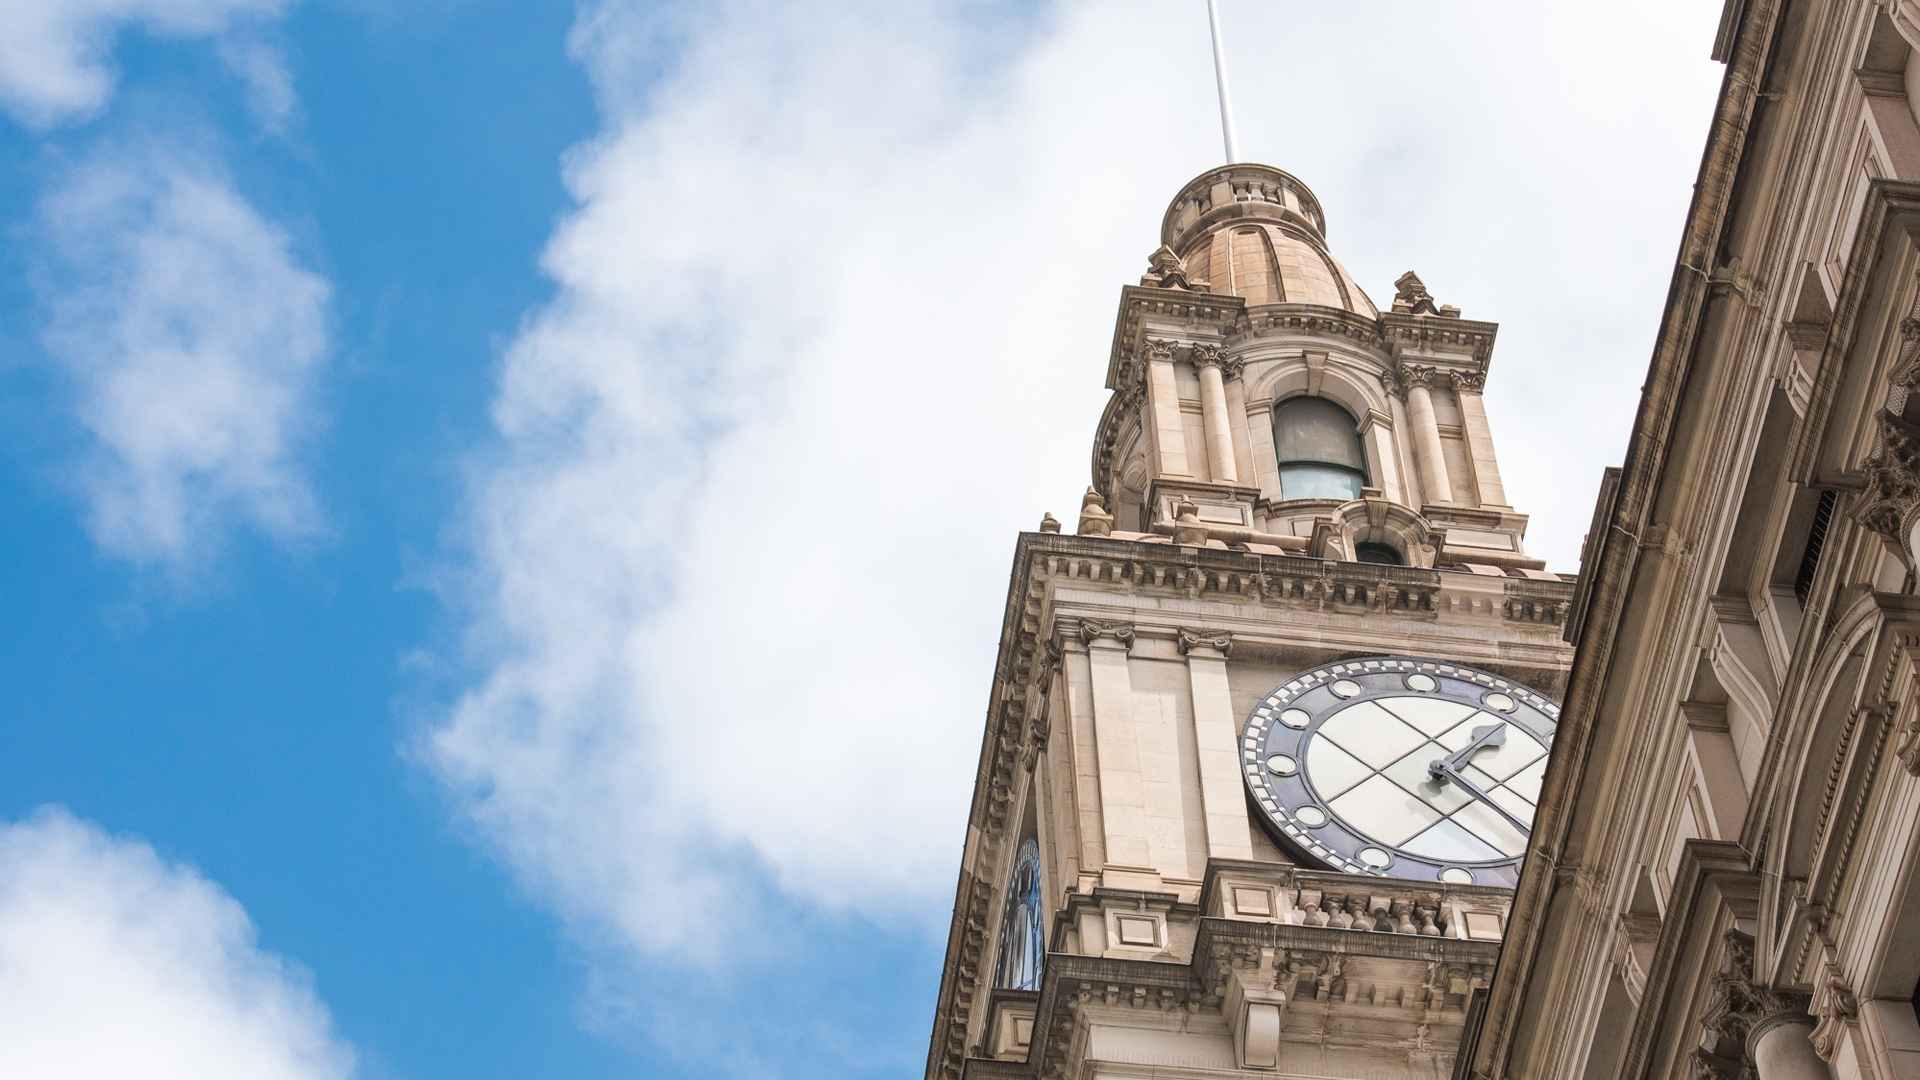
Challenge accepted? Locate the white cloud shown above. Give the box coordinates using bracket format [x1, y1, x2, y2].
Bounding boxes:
[430, 0, 1726, 968]
[0, 807, 355, 1080]
[35, 143, 331, 569]
[0, 0, 292, 129]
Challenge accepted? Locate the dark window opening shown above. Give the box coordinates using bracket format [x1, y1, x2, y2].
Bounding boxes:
[1792, 490, 1838, 606]
[1275, 397, 1367, 501]
[993, 837, 1044, 991]
[1354, 542, 1403, 565]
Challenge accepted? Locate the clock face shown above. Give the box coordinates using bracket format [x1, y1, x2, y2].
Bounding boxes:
[1240, 656, 1559, 887]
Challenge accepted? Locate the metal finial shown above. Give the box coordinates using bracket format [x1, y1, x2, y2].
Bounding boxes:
[1205, 0, 1241, 163]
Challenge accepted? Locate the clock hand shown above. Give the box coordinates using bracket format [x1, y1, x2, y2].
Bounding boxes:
[1430, 762, 1529, 835]
[1427, 723, 1507, 780]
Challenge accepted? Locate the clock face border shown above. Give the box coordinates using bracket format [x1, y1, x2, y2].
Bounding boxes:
[1240, 656, 1560, 887]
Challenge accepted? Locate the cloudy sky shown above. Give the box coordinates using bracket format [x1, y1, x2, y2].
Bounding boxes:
[0, 2, 1724, 1077]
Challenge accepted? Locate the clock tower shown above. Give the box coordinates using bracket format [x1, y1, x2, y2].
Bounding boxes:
[923, 162, 1578, 1080]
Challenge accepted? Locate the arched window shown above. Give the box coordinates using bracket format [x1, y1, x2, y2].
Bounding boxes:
[993, 837, 1044, 991]
[1354, 541, 1403, 565]
[1274, 397, 1368, 501]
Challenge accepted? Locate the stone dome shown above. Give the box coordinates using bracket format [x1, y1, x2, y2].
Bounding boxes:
[1159, 164, 1379, 317]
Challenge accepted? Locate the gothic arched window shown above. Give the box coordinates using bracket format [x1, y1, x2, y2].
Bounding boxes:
[993, 837, 1045, 991]
[1274, 396, 1369, 501]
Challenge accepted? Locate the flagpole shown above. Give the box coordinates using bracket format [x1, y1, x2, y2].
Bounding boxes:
[1205, 0, 1240, 163]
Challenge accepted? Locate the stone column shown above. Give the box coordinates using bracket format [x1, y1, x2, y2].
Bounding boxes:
[1749, 1011, 1831, 1080]
[1192, 345, 1238, 484]
[1080, 621, 1153, 876]
[1451, 370, 1507, 508]
[1179, 629, 1252, 860]
[1403, 366, 1453, 506]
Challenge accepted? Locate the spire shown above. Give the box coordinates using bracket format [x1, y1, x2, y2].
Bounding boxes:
[1205, 0, 1240, 164]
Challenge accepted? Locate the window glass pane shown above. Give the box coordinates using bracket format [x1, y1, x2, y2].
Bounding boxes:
[994, 837, 1044, 990]
[1274, 397, 1367, 470]
[1279, 463, 1363, 501]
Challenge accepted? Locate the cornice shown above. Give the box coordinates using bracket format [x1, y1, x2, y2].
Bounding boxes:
[1103, 285, 1245, 392]
[1380, 311, 1501, 365]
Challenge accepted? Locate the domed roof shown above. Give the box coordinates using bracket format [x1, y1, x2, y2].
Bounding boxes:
[1159, 164, 1378, 317]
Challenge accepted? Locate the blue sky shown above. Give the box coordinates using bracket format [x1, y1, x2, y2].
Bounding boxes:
[0, 2, 1724, 1078]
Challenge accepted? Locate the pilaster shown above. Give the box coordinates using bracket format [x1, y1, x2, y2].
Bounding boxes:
[1178, 628, 1253, 861]
[1452, 370, 1508, 508]
[1144, 340, 1193, 479]
[1079, 620, 1157, 884]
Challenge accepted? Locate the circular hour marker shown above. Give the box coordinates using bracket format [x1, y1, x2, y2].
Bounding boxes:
[1279, 708, 1310, 729]
[1331, 679, 1361, 699]
[1484, 692, 1516, 712]
[1359, 847, 1391, 869]
[1295, 806, 1326, 827]
[1266, 755, 1297, 776]
[1440, 867, 1473, 885]
[1406, 673, 1437, 692]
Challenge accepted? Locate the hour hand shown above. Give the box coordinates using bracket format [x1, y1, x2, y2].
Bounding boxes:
[1427, 723, 1506, 781]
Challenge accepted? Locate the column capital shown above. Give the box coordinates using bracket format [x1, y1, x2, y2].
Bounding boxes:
[1141, 338, 1178, 363]
[1449, 369, 1487, 393]
[1694, 929, 1817, 1078]
[1808, 971, 1859, 1061]
[1189, 342, 1225, 369]
[1176, 628, 1233, 657]
[1402, 363, 1444, 390]
[1078, 619, 1135, 650]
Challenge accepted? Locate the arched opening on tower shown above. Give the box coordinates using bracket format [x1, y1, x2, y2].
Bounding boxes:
[1273, 396, 1368, 501]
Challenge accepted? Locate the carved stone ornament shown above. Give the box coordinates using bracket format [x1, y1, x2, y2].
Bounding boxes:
[1038, 511, 1062, 534]
[1172, 496, 1208, 546]
[1854, 409, 1920, 561]
[1899, 707, 1920, 777]
[1392, 270, 1439, 315]
[1140, 244, 1210, 292]
[1078, 620, 1135, 649]
[1189, 343, 1225, 369]
[1809, 971, 1859, 1061]
[1449, 369, 1487, 393]
[1401, 363, 1443, 390]
[1692, 929, 1812, 1080]
[1142, 338, 1177, 363]
[1175, 628, 1232, 656]
[1076, 487, 1113, 538]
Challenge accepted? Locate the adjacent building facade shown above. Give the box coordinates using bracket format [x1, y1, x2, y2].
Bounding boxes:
[1467, 2, 1920, 1079]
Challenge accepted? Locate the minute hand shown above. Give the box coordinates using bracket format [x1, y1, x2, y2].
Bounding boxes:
[1431, 762, 1529, 835]
[1429, 723, 1506, 779]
